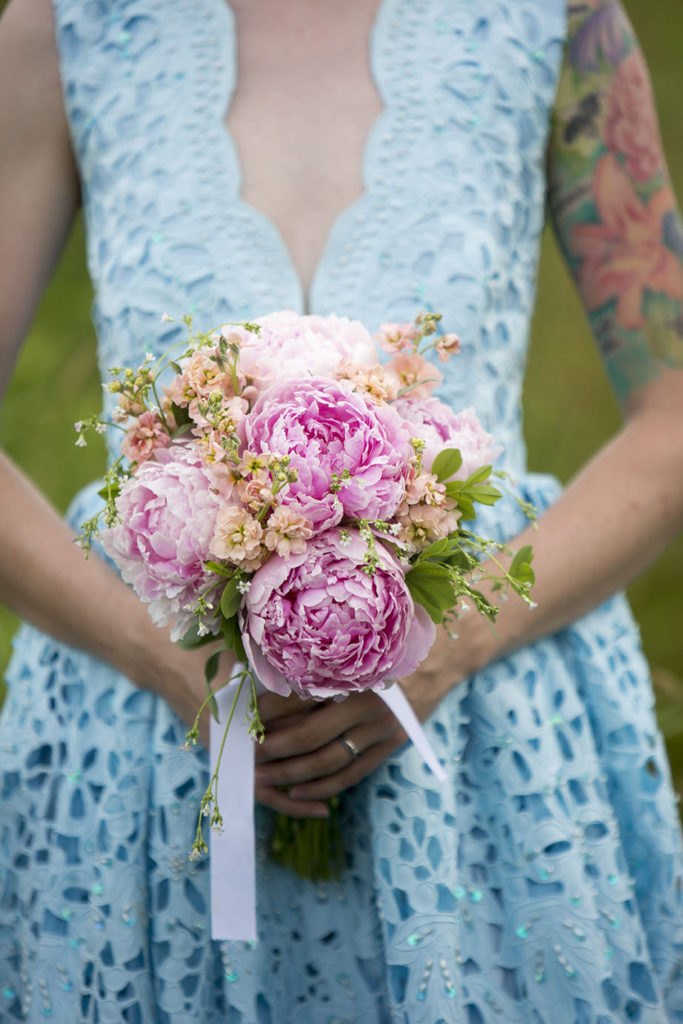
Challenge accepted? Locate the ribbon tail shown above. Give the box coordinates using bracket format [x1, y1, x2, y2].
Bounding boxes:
[210, 675, 257, 941]
[378, 683, 447, 783]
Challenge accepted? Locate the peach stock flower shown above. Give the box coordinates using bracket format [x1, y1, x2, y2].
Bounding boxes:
[209, 506, 265, 569]
[386, 353, 444, 399]
[121, 410, 171, 464]
[573, 154, 683, 330]
[167, 349, 233, 407]
[263, 506, 314, 557]
[238, 471, 274, 512]
[395, 502, 460, 554]
[335, 360, 400, 404]
[435, 332, 461, 362]
[374, 321, 419, 353]
[405, 471, 446, 507]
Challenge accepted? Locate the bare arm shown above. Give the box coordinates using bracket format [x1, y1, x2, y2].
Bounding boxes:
[253, 0, 683, 806]
[0, 1, 252, 788]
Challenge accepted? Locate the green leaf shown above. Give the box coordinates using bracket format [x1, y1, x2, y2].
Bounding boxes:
[220, 578, 241, 620]
[510, 544, 534, 573]
[468, 483, 502, 506]
[414, 537, 458, 562]
[204, 560, 234, 578]
[204, 650, 221, 685]
[171, 422, 194, 439]
[169, 361, 183, 374]
[221, 614, 246, 662]
[405, 563, 457, 623]
[442, 548, 474, 572]
[431, 447, 463, 482]
[203, 651, 221, 721]
[464, 464, 492, 486]
[444, 480, 464, 499]
[171, 401, 191, 427]
[510, 545, 536, 585]
[97, 481, 120, 501]
[176, 621, 218, 650]
[455, 495, 476, 521]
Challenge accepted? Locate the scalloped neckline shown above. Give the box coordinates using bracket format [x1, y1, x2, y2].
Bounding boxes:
[220, 0, 389, 314]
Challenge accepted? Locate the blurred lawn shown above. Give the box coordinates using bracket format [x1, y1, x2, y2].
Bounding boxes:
[1, 1, 682, 780]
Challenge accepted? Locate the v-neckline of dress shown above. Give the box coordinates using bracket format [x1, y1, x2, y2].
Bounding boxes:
[219, 0, 389, 315]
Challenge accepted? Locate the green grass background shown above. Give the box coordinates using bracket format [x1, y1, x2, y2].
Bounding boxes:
[1, 1, 682, 779]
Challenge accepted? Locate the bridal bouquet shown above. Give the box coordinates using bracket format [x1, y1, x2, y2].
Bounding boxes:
[77, 310, 535, 874]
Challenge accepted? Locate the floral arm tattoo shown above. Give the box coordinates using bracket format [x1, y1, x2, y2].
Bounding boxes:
[547, 0, 683, 408]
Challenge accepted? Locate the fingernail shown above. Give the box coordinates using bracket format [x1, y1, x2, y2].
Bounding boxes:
[254, 767, 271, 783]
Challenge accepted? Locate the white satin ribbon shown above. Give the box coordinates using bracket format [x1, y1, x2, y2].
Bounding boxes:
[210, 677, 256, 941]
[209, 677, 445, 941]
[378, 683, 447, 783]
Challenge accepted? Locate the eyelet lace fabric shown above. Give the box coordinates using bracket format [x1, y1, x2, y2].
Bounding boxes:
[1, 0, 683, 1020]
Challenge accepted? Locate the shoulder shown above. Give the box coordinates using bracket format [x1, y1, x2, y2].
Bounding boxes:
[0, 0, 64, 112]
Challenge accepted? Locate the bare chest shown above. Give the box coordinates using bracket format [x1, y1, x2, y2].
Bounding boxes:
[225, 0, 383, 298]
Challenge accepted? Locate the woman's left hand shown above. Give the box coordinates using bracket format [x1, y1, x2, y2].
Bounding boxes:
[253, 626, 470, 817]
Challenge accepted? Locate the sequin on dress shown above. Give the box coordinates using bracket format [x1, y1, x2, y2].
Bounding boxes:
[2, 1, 683, 1020]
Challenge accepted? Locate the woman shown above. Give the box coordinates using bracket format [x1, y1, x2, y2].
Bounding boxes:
[1, 0, 683, 1020]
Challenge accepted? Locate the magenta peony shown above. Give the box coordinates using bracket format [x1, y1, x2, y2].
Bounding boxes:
[102, 444, 223, 640]
[395, 397, 502, 479]
[241, 377, 413, 530]
[241, 529, 436, 699]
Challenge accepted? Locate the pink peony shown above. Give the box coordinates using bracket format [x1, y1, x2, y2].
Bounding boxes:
[241, 377, 413, 530]
[235, 311, 377, 392]
[241, 529, 435, 699]
[395, 398, 503, 480]
[102, 445, 223, 640]
[121, 410, 172, 464]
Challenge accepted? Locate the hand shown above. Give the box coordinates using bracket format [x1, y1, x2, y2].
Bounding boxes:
[253, 626, 468, 818]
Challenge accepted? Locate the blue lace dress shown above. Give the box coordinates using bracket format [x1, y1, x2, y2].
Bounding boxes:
[2, 1, 683, 1021]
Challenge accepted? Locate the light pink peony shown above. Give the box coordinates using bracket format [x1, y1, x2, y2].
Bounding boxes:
[241, 529, 436, 699]
[121, 410, 172, 464]
[102, 444, 223, 640]
[235, 311, 377, 392]
[241, 377, 413, 530]
[395, 398, 503, 480]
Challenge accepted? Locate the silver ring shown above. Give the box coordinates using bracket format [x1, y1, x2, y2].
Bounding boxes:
[337, 735, 362, 760]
